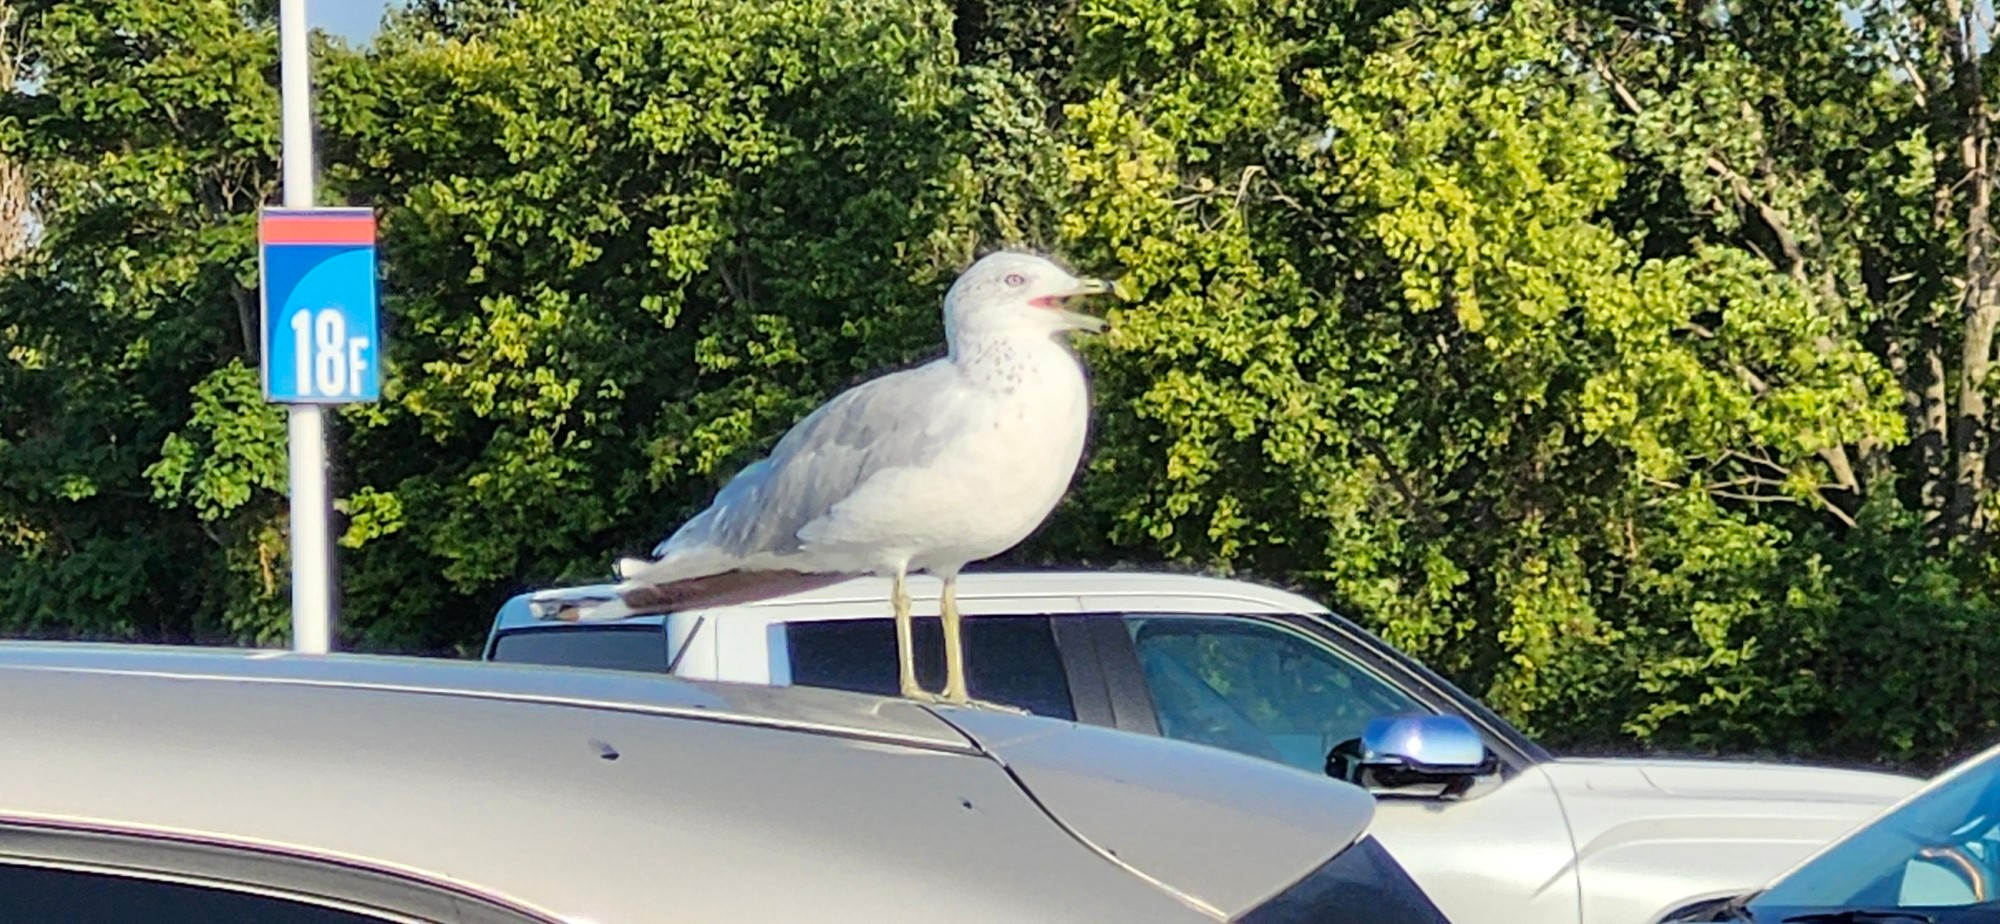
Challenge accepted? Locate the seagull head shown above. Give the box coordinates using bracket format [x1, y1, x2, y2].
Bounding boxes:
[942, 250, 1112, 345]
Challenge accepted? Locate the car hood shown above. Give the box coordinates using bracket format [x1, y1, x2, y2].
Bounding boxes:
[1550, 756, 1921, 805]
[1537, 757, 1922, 921]
[1738, 740, 2000, 914]
[935, 706, 1377, 921]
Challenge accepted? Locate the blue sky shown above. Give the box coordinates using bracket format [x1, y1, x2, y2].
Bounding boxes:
[308, 0, 401, 45]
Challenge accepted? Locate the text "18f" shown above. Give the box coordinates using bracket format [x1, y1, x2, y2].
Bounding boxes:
[290, 308, 371, 398]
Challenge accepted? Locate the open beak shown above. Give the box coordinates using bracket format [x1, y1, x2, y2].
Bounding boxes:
[1055, 277, 1113, 334]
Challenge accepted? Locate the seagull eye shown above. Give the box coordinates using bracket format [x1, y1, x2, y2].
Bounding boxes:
[1004, 273, 1027, 287]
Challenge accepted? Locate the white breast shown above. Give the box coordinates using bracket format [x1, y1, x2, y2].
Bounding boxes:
[782, 334, 1094, 576]
[904, 337, 1093, 571]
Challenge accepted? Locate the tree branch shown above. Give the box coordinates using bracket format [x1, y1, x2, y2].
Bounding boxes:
[1570, 23, 1815, 285]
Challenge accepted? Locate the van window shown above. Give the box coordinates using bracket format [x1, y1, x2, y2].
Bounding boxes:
[785, 616, 1076, 719]
[488, 625, 668, 673]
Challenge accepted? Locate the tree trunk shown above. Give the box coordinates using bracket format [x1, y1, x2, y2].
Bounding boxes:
[1943, 0, 1997, 541]
[1923, 325, 1951, 520]
[1950, 141, 1997, 537]
[1888, 323, 1951, 523]
[0, 2, 28, 265]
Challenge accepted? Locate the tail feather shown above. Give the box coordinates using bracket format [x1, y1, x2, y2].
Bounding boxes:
[614, 546, 738, 589]
[618, 569, 851, 611]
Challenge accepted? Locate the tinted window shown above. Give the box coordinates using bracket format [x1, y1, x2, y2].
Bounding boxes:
[1127, 616, 1428, 772]
[0, 864, 394, 923]
[489, 625, 667, 672]
[785, 617, 1076, 719]
[1239, 836, 1451, 924]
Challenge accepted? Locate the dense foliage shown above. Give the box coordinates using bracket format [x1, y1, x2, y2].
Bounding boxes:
[4, 0, 1999, 770]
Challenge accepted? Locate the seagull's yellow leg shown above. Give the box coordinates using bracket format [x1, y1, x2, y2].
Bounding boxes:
[894, 566, 924, 699]
[941, 572, 969, 704]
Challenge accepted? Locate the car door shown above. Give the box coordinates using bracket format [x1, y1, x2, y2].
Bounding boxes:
[1092, 613, 1584, 924]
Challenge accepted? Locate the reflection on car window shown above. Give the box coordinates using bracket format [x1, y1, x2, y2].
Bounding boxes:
[1127, 616, 1429, 773]
[1753, 747, 2000, 914]
[785, 617, 1076, 720]
[0, 864, 396, 923]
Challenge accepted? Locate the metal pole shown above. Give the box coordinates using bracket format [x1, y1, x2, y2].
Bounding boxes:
[279, 0, 332, 654]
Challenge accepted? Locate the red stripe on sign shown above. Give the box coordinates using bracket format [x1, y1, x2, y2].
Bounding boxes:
[260, 214, 376, 245]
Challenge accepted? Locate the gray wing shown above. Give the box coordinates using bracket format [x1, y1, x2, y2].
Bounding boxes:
[653, 360, 963, 560]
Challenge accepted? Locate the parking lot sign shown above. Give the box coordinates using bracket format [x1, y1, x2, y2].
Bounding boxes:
[260, 208, 380, 403]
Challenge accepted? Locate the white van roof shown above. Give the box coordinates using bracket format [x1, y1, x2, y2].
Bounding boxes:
[496, 568, 1330, 630]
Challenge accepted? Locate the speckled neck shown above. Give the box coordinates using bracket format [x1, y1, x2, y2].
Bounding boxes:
[949, 332, 1076, 393]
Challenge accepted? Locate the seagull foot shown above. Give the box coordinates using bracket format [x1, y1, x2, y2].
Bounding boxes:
[937, 696, 1030, 715]
[894, 687, 1027, 715]
[966, 698, 1030, 715]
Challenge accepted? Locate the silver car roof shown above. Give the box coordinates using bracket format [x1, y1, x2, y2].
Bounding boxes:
[6, 640, 969, 749]
[0, 642, 1373, 922]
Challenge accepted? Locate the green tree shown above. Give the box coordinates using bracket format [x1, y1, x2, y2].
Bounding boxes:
[1544, 0, 2000, 761]
[319, 0, 1020, 650]
[1051, 0, 1998, 766]
[0, 0, 1073, 653]
[0, 0, 301, 643]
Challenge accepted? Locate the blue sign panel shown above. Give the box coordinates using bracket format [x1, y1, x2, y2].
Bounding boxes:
[260, 208, 380, 403]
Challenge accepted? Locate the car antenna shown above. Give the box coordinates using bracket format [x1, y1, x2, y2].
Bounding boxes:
[665, 615, 706, 674]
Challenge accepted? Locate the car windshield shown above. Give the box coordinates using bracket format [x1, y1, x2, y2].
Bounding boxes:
[1750, 745, 2000, 915]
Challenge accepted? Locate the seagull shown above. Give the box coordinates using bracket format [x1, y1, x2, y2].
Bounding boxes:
[609, 250, 1111, 703]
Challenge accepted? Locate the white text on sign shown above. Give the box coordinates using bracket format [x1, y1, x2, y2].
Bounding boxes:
[288, 307, 372, 399]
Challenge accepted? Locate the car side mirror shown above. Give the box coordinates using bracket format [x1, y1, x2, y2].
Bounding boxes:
[1327, 714, 1497, 799]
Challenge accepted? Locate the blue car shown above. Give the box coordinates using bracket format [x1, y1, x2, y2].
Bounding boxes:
[1681, 739, 2000, 922]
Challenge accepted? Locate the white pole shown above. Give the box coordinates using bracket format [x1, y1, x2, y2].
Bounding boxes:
[279, 0, 332, 654]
